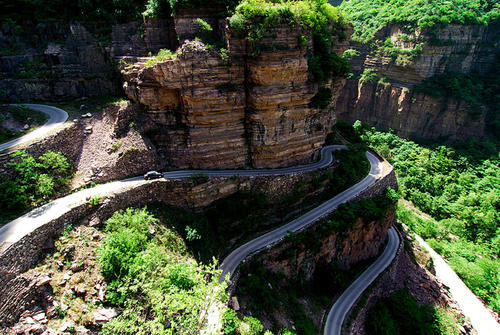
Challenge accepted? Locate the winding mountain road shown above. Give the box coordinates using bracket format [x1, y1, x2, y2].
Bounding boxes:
[219, 149, 384, 278]
[323, 227, 399, 335]
[0, 145, 375, 245]
[0, 104, 68, 152]
[0, 107, 399, 334]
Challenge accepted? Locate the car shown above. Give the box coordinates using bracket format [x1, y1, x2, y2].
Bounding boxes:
[144, 171, 162, 180]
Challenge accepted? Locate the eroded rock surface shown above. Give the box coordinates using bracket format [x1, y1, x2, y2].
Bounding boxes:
[124, 23, 348, 169]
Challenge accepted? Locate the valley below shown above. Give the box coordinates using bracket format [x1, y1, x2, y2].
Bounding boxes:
[0, 0, 498, 334]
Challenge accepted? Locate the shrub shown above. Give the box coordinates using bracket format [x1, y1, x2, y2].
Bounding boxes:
[230, 0, 349, 81]
[222, 309, 240, 335]
[219, 48, 230, 63]
[99, 208, 229, 334]
[145, 49, 176, 67]
[196, 18, 213, 32]
[0, 150, 73, 212]
[359, 69, 378, 83]
[309, 87, 332, 109]
[240, 316, 263, 335]
[87, 195, 104, 207]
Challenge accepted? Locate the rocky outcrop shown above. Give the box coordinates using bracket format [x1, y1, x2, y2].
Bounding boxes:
[0, 22, 121, 101]
[335, 80, 485, 140]
[112, 17, 178, 58]
[0, 103, 161, 188]
[346, 229, 476, 335]
[124, 22, 348, 168]
[242, 27, 335, 168]
[335, 22, 499, 140]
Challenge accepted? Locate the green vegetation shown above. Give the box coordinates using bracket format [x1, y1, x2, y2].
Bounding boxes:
[353, 124, 500, 313]
[0, 105, 48, 143]
[196, 18, 213, 32]
[148, 191, 270, 263]
[284, 189, 398, 254]
[145, 0, 239, 16]
[145, 49, 177, 67]
[309, 87, 332, 108]
[366, 289, 462, 335]
[0, 150, 73, 224]
[416, 71, 483, 103]
[87, 195, 104, 206]
[11, 59, 53, 79]
[379, 38, 423, 65]
[98, 208, 229, 334]
[322, 188, 398, 232]
[230, 0, 350, 81]
[3, 0, 149, 23]
[415, 70, 499, 120]
[359, 69, 378, 83]
[339, 0, 500, 43]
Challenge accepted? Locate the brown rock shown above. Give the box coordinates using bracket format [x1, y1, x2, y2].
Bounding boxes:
[92, 308, 118, 324]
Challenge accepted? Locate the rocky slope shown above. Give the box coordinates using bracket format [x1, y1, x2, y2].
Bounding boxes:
[347, 228, 476, 335]
[0, 102, 161, 188]
[334, 22, 499, 140]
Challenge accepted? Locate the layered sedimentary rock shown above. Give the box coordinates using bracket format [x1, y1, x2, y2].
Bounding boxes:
[336, 80, 485, 140]
[125, 22, 347, 168]
[125, 41, 248, 169]
[111, 17, 178, 58]
[335, 23, 499, 140]
[242, 27, 333, 168]
[0, 22, 121, 100]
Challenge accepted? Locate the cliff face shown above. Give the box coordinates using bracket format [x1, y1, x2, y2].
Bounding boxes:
[336, 80, 485, 140]
[0, 22, 121, 101]
[256, 208, 395, 281]
[334, 23, 499, 140]
[124, 22, 347, 168]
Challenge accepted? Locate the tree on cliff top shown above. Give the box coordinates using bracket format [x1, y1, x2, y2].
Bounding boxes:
[340, 0, 500, 42]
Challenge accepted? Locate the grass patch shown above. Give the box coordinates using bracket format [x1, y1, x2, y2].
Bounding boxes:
[0, 150, 74, 226]
[366, 289, 462, 335]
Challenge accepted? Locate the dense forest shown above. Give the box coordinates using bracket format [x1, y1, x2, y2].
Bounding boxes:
[342, 122, 500, 314]
[339, 0, 500, 42]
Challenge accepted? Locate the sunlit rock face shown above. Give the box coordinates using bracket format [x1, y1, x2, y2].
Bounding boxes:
[124, 17, 350, 169]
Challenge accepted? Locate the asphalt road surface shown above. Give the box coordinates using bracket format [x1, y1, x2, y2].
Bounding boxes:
[219, 150, 383, 278]
[323, 227, 400, 335]
[2, 103, 497, 334]
[0, 104, 68, 152]
[0, 145, 352, 245]
[0, 142, 391, 334]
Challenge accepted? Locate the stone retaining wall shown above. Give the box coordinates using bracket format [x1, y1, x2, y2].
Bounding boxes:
[0, 169, 316, 327]
[0, 154, 396, 328]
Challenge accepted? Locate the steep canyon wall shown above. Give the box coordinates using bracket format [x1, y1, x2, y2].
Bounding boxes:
[123, 21, 349, 169]
[334, 23, 499, 140]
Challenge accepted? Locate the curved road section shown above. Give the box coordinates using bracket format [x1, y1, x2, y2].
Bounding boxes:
[0, 104, 68, 152]
[323, 227, 399, 335]
[0, 139, 390, 335]
[220, 150, 383, 278]
[0, 145, 369, 245]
